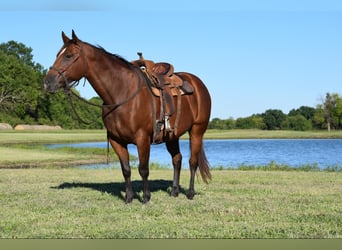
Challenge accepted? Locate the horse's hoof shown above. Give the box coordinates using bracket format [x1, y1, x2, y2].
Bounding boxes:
[125, 192, 134, 204]
[186, 191, 195, 200]
[142, 192, 151, 204]
[142, 197, 150, 204]
[125, 198, 133, 204]
[170, 187, 179, 197]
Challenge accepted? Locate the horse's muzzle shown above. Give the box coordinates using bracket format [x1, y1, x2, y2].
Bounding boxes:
[44, 74, 62, 93]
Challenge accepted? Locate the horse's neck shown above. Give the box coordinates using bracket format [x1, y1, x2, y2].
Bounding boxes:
[85, 47, 137, 105]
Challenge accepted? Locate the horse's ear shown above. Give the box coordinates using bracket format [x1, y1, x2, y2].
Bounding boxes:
[62, 31, 70, 44]
[71, 30, 79, 44]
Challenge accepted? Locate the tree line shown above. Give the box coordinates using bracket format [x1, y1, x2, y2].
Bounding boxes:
[1, 40, 341, 131]
[209, 93, 342, 131]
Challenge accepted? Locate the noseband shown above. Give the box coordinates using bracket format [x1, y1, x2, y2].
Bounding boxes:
[49, 44, 88, 90]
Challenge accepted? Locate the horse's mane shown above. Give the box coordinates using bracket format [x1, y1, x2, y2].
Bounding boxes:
[84, 41, 134, 69]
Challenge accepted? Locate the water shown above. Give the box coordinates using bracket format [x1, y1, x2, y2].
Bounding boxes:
[48, 139, 342, 169]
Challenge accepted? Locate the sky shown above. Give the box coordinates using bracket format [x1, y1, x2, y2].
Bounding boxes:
[1, 0, 342, 119]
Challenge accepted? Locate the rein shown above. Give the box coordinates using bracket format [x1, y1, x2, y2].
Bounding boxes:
[62, 78, 144, 126]
[65, 88, 95, 125]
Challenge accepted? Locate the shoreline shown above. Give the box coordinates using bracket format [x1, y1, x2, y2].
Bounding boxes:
[2, 129, 342, 143]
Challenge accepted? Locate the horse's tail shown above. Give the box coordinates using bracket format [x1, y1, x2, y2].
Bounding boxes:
[198, 146, 211, 184]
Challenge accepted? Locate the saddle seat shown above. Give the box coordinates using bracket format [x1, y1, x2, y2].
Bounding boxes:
[152, 62, 173, 76]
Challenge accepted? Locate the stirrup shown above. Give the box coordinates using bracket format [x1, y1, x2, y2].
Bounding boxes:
[164, 115, 172, 132]
[156, 120, 164, 133]
[152, 120, 164, 144]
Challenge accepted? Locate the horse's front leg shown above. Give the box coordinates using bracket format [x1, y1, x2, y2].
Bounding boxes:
[109, 139, 134, 203]
[137, 137, 151, 203]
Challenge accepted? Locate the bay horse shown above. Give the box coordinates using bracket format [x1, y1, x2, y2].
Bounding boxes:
[44, 31, 211, 203]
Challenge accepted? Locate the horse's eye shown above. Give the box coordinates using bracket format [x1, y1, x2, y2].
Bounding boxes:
[65, 53, 73, 59]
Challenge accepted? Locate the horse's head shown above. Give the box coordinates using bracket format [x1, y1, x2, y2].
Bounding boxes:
[44, 30, 87, 93]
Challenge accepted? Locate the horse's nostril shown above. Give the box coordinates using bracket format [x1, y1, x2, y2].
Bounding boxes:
[44, 74, 57, 86]
[43, 74, 58, 91]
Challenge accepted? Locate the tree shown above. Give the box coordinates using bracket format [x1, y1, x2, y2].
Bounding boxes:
[0, 42, 44, 121]
[288, 106, 316, 121]
[312, 104, 325, 129]
[0, 41, 35, 67]
[321, 93, 342, 131]
[324, 93, 334, 131]
[235, 115, 265, 129]
[208, 117, 235, 129]
[282, 114, 312, 131]
[262, 109, 286, 130]
[285, 106, 315, 131]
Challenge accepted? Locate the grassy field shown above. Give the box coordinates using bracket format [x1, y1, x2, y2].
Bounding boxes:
[0, 129, 341, 238]
[0, 129, 107, 144]
[0, 168, 341, 238]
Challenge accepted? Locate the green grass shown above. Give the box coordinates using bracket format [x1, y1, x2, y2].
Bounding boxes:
[0, 169, 341, 238]
[0, 144, 120, 168]
[218, 161, 342, 172]
[0, 129, 107, 144]
[202, 129, 342, 139]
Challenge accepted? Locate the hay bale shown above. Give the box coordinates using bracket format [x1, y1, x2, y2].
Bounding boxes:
[14, 124, 62, 130]
[14, 124, 25, 130]
[0, 123, 13, 130]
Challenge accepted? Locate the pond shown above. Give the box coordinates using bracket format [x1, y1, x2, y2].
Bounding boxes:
[49, 139, 342, 169]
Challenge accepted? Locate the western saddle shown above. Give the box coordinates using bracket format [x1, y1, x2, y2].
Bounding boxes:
[132, 52, 194, 143]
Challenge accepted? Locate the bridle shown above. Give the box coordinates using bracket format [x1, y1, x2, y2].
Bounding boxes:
[48, 44, 89, 91]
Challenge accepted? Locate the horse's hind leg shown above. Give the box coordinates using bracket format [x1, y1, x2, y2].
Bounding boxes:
[187, 126, 208, 200]
[109, 139, 134, 203]
[166, 139, 182, 197]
